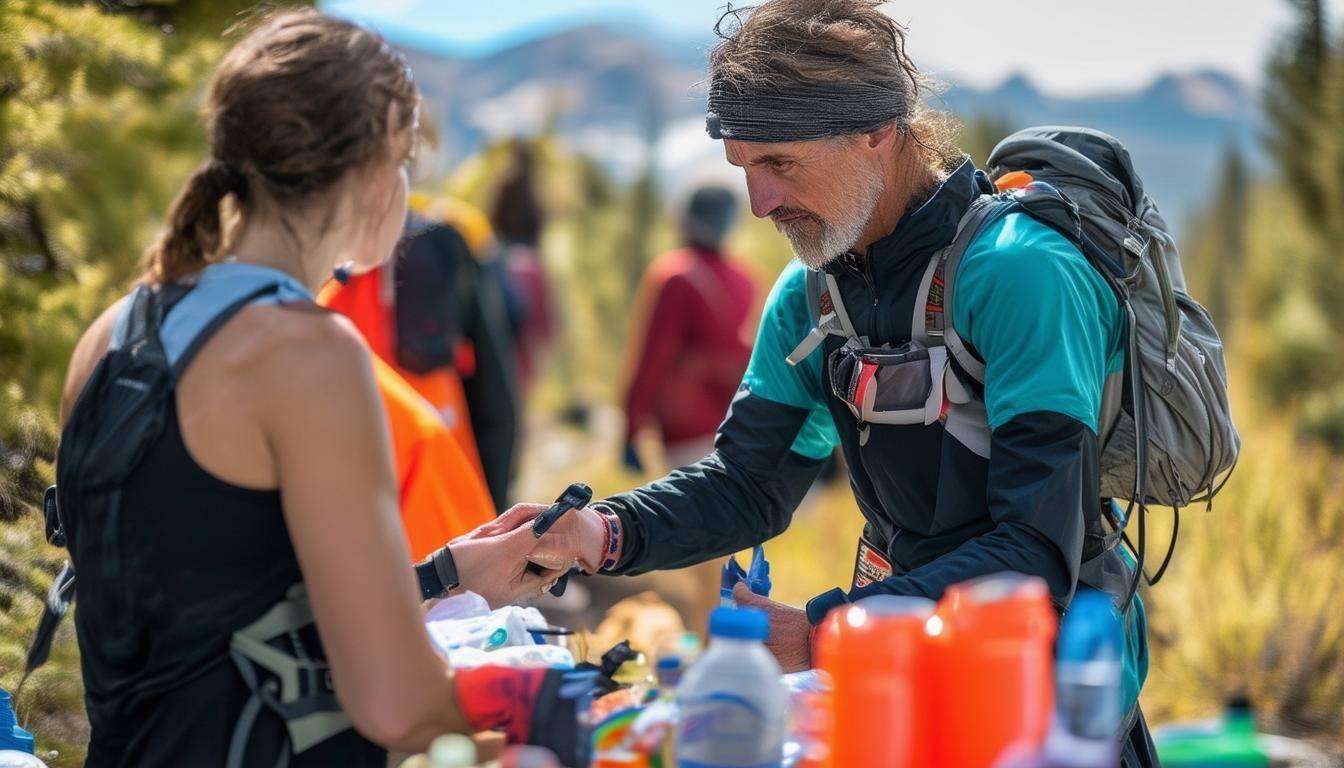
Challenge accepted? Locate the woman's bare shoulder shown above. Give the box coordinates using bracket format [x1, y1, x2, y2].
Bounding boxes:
[214, 301, 377, 422]
[227, 300, 369, 374]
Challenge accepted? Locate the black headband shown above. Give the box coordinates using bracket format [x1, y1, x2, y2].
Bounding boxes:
[705, 78, 911, 142]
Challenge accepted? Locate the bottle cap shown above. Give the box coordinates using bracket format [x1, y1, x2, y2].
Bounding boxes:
[428, 733, 476, 768]
[1057, 588, 1122, 662]
[708, 606, 768, 641]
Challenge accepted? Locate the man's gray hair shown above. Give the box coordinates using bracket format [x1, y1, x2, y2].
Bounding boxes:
[706, 0, 959, 162]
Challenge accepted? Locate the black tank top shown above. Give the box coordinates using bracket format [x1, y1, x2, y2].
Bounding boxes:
[72, 397, 384, 767]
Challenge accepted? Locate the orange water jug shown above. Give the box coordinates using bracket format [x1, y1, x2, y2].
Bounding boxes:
[815, 595, 937, 768]
[928, 573, 1056, 768]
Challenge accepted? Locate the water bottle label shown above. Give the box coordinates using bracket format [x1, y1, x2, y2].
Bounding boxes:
[1056, 661, 1122, 740]
[678, 693, 783, 767]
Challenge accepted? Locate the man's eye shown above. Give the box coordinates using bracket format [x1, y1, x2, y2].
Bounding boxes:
[771, 161, 794, 172]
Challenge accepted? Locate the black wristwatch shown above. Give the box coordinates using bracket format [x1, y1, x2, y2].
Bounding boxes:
[414, 545, 460, 601]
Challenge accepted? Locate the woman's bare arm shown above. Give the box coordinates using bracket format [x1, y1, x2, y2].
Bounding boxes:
[254, 310, 470, 750]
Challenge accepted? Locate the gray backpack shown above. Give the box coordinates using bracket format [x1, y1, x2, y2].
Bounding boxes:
[795, 126, 1239, 595]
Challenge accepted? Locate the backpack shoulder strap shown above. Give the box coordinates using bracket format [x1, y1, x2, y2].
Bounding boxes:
[108, 285, 155, 353]
[786, 267, 863, 366]
[160, 263, 314, 379]
[821, 271, 860, 341]
[920, 195, 1019, 386]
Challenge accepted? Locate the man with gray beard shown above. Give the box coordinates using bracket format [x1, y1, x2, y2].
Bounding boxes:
[487, 1, 1159, 763]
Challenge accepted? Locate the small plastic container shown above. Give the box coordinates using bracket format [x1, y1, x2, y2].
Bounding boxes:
[930, 574, 1057, 768]
[1155, 700, 1270, 768]
[814, 595, 936, 768]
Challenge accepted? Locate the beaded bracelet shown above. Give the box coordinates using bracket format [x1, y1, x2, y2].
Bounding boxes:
[599, 512, 622, 572]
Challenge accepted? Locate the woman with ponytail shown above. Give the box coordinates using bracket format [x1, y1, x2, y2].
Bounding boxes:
[57, 11, 578, 766]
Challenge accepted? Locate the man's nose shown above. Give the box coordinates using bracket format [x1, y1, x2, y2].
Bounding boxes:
[744, 171, 786, 219]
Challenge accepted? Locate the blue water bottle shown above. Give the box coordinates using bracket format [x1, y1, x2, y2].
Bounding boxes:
[1043, 588, 1123, 768]
[0, 690, 35, 755]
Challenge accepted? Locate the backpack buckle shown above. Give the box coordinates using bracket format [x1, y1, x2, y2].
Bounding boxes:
[786, 327, 825, 366]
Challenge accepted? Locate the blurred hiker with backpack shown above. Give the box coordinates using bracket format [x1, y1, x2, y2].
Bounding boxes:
[488, 142, 557, 394]
[501, 2, 1238, 765]
[319, 211, 521, 511]
[51, 11, 591, 765]
[620, 185, 758, 473]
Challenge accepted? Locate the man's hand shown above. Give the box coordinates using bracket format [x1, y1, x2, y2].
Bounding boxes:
[449, 522, 566, 608]
[732, 582, 813, 672]
[456, 502, 610, 574]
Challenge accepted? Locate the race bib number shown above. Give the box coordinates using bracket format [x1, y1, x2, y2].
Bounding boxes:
[853, 535, 894, 589]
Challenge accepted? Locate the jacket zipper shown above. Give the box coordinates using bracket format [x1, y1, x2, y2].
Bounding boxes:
[863, 247, 878, 307]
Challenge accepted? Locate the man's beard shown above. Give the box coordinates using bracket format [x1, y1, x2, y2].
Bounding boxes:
[772, 163, 885, 270]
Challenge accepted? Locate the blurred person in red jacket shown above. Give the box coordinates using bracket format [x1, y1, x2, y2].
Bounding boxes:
[622, 185, 758, 472]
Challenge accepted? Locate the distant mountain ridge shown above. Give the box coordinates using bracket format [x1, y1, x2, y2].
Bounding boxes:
[400, 22, 1261, 229]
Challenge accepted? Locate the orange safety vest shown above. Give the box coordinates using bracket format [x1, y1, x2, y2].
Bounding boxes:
[317, 269, 485, 479]
[371, 355, 495, 561]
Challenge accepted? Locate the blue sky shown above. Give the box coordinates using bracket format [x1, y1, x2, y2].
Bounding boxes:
[321, 0, 1340, 96]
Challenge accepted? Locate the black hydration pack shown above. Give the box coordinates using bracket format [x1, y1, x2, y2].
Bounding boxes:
[51, 264, 352, 767]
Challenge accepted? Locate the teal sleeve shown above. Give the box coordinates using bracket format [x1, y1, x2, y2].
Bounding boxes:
[1122, 573, 1150, 713]
[952, 212, 1125, 433]
[741, 261, 840, 461]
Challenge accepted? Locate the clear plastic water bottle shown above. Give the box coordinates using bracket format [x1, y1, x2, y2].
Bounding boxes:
[1043, 588, 1123, 768]
[675, 607, 787, 767]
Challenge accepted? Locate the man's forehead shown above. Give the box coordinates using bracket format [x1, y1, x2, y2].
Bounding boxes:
[723, 138, 830, 167]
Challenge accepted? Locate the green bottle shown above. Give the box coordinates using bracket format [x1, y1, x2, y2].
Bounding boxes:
[1156, 698, 1269, 768]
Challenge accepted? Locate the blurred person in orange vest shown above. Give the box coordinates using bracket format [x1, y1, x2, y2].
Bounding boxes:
[371, 354, 495, 561]
[320, 210, 520, 509]
[621, 185, 759, 472]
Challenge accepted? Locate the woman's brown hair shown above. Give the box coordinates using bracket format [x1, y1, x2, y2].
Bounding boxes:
[141, 10, 419, 283]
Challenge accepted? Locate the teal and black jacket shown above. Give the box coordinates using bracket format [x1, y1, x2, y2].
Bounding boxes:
[596, 160, 1147, 709]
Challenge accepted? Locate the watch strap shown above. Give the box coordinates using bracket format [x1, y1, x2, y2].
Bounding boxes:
[414, 546, 460, 600]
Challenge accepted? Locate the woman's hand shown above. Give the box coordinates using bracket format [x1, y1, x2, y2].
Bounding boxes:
[450, 520, 568, 608]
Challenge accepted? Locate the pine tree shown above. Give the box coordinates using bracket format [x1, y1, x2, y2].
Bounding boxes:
[1255, 0, 1344, 445]
[1189, 144, 1249, 334]
[1263, 0, 1333, 232]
